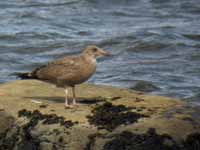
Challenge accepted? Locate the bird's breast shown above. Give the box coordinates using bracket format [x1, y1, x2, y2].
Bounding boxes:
[78, 59, 96, 82]
[67, 57, 96, 85]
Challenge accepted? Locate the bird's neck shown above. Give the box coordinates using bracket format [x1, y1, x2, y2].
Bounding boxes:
[82, 53, 96, 65]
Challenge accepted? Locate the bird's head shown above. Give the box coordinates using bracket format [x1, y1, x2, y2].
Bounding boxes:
[83, 45, 110, 58]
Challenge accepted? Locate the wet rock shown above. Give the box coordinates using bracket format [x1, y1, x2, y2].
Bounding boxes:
[131, 41, 168, 51]
[87, 102, 147, 131]
[131, 80, 160, 92]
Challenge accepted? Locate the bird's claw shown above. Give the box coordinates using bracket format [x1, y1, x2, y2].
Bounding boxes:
[72, 102, 79, 106]
[65, 104, 74, 109]
[64, 103, 79, 109]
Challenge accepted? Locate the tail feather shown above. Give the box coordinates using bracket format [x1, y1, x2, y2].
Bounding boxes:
[14, 72, 37, 80]
[14, 65, 46, 80]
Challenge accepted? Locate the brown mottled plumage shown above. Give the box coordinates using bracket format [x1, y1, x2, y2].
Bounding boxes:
[16, 45, 110, 108]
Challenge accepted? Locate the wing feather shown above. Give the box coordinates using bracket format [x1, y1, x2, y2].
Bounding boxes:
[33, 56, 82, 82]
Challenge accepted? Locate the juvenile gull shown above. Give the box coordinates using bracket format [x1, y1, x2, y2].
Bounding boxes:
[17, 45, 110, 108]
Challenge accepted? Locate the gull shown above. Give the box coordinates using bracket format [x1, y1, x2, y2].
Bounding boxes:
[16, 45, 110, 108]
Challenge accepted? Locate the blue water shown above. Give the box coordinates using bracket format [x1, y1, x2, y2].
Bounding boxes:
[0, 0, 200, 101]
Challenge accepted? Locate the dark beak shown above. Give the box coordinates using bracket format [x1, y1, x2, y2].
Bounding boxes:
[99, 49, 111, 56]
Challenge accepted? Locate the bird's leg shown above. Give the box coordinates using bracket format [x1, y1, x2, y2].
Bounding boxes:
[72, 86, 77, 105]
[64, 88, 70, 108]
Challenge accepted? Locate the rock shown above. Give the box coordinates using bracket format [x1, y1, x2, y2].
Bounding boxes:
[103, 128, 200, 150]
[0, 112, 16, 150]
[0, 111, 14, 134]
[0, 80, 199, 150]
[103, 129, 179, 150]
[182, 34, 200, 41]
[130, 80, 160, 92]
[130, 41, 168, 51]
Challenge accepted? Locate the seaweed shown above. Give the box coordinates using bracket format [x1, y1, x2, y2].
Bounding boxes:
[39, 104, 48, 108]
[0, 128, 20, 150]
[87, 102, 147, 131]
[18, 109, 32, 118]
[18, 109, 77, 129]
[110, 96, 121, 101]
[84, 133, 104, 150]
[43, 114, 65, 125]
[0, 126, 40, 150]
[17, 109, 78, 150]
[103, 128, 200, 150]
[103, 128, 179, 150]
[184, 132, 200, 150]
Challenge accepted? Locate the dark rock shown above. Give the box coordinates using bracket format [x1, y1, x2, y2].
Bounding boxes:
[103, 128, 179, 150]
[0, 125, 40, 150]
[184, 132, 200, 150]
[13, 109, 78, 149]
[110, 96, 121, 101]
[18, 109, 32, 118]
[135, 97, 145, 102]
[84, 133, 104, 150]
[182, 34, 200, 41]
[58, 136, 64, 143]
[43, 114, 64, 125]
[84, 134, 97, 150]
[131, 80, 160, 92]
[103, 128, 200, 150]
[80, 97, 106, 104]
[60, 120, 78, 128]
[77, 31, 92, 36]
[131, 41, 168, 51]
[87, 102, 147, 131]
[39, 104, 48, 108]
[0, 127, 20, 150]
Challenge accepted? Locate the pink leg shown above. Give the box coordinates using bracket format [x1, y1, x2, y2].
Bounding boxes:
[64, 88, 71, 108]
[72, 86, 77, 105]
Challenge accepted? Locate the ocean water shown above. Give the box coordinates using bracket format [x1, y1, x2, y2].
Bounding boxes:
[0, 0, 200, 101]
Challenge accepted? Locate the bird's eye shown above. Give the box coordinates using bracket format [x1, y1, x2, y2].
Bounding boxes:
[93, 48, 98, 52]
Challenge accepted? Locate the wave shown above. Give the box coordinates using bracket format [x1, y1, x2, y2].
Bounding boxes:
[127, 41, 169, 51]
[182, 34, 200, 41]
[0, 0, 81, 8]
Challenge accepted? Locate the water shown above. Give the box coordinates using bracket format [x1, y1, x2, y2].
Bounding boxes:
[0, 0, 200, 101]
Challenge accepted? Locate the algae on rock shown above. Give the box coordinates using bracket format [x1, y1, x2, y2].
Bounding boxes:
[0, 80, 200, 150]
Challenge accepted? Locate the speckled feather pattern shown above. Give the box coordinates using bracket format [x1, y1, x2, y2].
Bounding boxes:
[32, 54, 96, 87]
